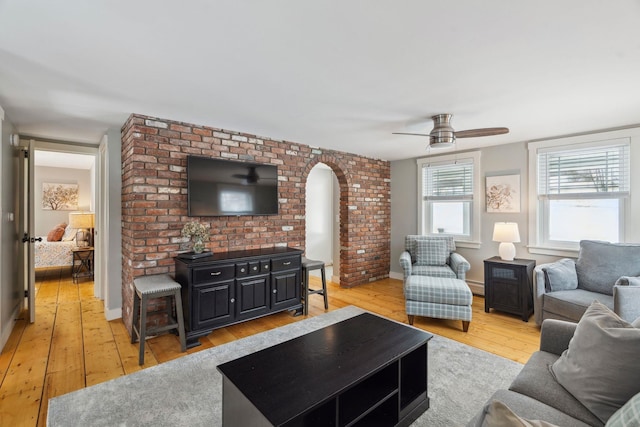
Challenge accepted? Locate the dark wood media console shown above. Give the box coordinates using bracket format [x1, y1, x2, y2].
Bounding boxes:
[174, 247, 303, 348]
[217, 313, 432, 427]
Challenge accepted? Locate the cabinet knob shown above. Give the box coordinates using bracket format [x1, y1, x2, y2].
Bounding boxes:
[210, 271, 221, 276]
[265, 265, 269, 269]
[241, 268, 245, 272]
[230, 298, 235, 303]
[252, 266, 258, 271]
[272, 289, 277, 294]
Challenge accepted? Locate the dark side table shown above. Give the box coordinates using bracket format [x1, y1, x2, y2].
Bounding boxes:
[484, 256, 536, 321]
[72, 247, 94, 283]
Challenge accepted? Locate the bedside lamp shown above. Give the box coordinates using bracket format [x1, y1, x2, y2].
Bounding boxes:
[492, 222, 520, 261]
[69, 212, 95, 247]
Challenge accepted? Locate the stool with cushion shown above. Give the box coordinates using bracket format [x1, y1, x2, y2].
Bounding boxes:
[131, 274, 186, 365]
[301, 257, 329, 315]
[405, 276, 473, 332]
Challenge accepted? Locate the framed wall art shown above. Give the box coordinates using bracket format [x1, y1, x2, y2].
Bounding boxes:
[486, 174, 520, 213]
[42, 182, 79, 211]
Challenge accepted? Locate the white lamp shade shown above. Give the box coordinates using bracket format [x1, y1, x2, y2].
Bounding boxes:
[69, 212, 95, 229]
[493, 222, 520, 261]
[492, 222, 520, 243]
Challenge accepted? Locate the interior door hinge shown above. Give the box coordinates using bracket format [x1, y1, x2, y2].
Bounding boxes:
[24, 290, 29, 297]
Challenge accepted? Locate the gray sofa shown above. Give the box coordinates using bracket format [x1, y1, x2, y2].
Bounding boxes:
[533, 240, 640, 325]
[468, 315, 640, 427]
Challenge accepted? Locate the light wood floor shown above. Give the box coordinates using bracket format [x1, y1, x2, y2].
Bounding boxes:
[0, 267, 541, 427]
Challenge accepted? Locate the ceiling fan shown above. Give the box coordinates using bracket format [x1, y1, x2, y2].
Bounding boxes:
[232, 166, 261, 184]
[393, 114, 509, 149]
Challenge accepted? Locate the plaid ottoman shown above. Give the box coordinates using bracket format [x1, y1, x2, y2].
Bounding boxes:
[404, 276, 473, 332]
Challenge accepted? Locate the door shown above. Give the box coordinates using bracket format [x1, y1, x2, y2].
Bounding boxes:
[18, 141, 36, 322]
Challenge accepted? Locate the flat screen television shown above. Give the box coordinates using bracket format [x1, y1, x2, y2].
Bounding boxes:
[187, 155, 279, 217]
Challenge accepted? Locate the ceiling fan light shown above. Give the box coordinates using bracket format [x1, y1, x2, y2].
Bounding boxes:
[428, 135, 455, 149]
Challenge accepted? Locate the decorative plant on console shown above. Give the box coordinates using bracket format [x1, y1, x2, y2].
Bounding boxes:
[181, 221, 210, 254]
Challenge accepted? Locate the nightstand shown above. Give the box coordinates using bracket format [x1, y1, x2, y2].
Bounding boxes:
[484, 256, 536, 321]
[72, 247, 94, 283]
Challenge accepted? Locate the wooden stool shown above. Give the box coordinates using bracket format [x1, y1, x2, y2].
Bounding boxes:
[131, 274, 186, 365]
[301, 257, 329, 315]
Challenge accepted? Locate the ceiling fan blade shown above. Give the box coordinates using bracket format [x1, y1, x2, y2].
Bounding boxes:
[454, 127, 509, 138]
[392, 132, 430, 137]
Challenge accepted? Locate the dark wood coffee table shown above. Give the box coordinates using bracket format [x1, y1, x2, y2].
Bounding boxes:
[217, 312, 432, 427]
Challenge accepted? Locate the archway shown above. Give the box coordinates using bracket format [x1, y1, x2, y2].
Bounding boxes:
[302, 155, 350, 286]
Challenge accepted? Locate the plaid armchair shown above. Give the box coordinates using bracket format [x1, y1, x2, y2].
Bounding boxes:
[399, 235, 471, 284]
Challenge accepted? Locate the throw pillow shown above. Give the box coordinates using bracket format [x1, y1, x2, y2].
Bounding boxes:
[415, 239, 448, 266]
[46, 226, 66, 242]
[550, 301, 640, 423]
[480, 401, 560, 427]
[605, 391, 640, 427]
[61, 227, 76, 242]
[542, 259, 578, 292]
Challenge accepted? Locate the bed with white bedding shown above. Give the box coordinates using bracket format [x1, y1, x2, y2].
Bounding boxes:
[34, 237, 75, 268]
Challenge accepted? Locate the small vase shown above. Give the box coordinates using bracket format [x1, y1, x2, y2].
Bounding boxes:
[193, 238, 205, 254]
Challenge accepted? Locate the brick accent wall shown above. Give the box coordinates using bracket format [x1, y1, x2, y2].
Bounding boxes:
[121, 114, 390, 331]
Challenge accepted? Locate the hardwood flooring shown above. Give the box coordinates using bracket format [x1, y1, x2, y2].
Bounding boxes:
[0, 267, 541, 427]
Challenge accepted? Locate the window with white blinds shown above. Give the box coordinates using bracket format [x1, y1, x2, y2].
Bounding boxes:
[538, 142, 630, 199]
[423, 161, 474, 201]
[417, 152, 481, 244]
[530, 137, 631, 249]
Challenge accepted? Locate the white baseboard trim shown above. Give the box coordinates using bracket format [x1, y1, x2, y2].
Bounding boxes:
[105, 307, 122, 321]
[467, 280, 485, 296]
[389, 271, 403, 281]
[0, 304, 22, 352]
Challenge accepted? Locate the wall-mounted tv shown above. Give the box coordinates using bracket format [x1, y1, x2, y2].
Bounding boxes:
[187, 155, 279, 217]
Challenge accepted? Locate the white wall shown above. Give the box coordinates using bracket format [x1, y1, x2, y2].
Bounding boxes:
[34, 165, 92, 237]
[305, 164, 334, 264]
[0, 108, 21, 351]
[105, 127, 122, 319]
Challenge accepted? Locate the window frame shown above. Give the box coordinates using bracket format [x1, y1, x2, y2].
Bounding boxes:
[417, 151, 481, 248]
[528, 135, 630, 256]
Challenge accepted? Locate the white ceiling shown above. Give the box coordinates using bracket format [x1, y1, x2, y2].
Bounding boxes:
[34, 150, 95, 170]
[1, 1, 640, 161]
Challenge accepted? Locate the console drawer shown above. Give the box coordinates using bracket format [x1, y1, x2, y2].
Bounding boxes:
[192, 264, 235, 284]
[271, 255, 301, 272]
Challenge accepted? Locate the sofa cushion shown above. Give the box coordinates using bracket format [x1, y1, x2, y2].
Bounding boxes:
[405, 235, 456, 263]
[467, 389, 597, 427]
[605, 391, 640, 427]
[509, 351, 603, 426]
[405, 276, 472, 305]
[543, 259, 578, 292]
[543, 289, 613, 323]
[411, 264, 457, 278]
[415, 239, 448, 266]
[480, 400, 560, 427]
[550, 302, 640, 423]
[576, 240, 640, 296]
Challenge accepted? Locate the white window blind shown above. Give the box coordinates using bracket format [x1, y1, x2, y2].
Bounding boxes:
[423, 161, 474, 201]
[538, 143, 630, 199]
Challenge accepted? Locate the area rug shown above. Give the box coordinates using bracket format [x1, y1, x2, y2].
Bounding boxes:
[47, 306, 523, 426]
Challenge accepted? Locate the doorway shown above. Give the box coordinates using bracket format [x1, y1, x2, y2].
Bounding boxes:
[305, 163, 340, 282]
[21, 140, 101, 322]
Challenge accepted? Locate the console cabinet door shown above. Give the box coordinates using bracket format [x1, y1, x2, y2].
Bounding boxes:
[271, 269, 301, 310]
[236, 275, 270, 321]
[192, 279, 235, 330]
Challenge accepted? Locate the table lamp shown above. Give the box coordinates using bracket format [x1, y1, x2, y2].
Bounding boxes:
[69, 212, 95, 247]
[492, 222, 520, 261]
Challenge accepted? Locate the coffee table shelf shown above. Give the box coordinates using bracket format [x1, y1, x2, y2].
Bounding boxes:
[217, 313, 432, 427]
